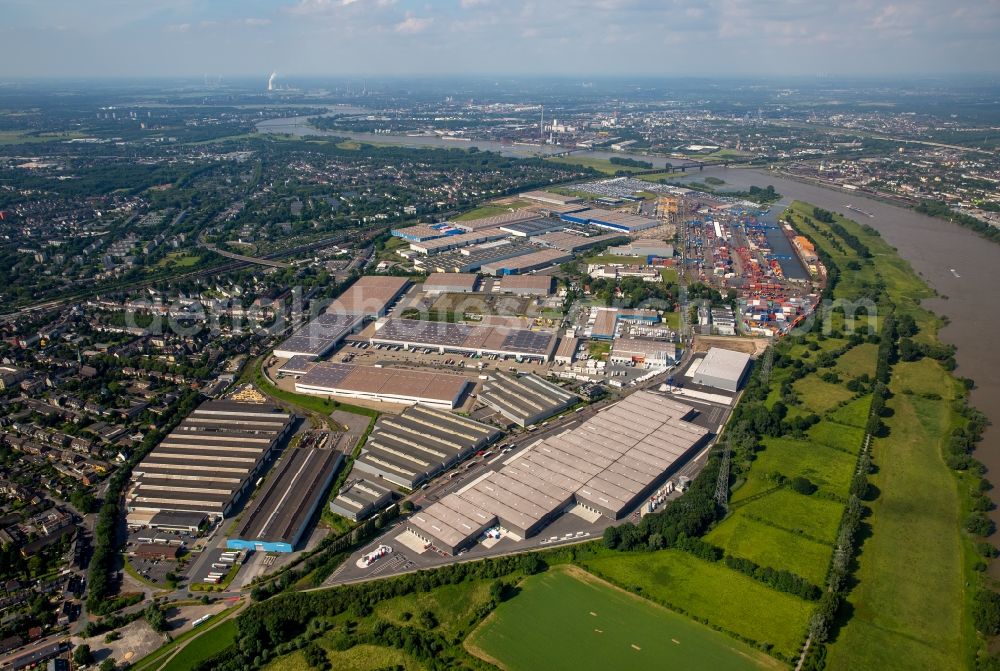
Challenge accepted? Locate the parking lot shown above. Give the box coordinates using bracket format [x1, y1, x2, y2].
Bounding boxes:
[187, 549, 241, 587]
[129, 556, 177, 585]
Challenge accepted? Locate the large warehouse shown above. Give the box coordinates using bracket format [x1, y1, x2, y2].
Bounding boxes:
[560, 208, 659, 233]
[414, 240, 537, 273]
[407, 391, 709, 554]
[451, 210, 538, 233]
[328, 478, 394, 522]
[610, 338, 678, 368]
[409, 230, 507, 255]
[295, 362, 470, 409]
[226, 447, 342, 553]
[531, 229, 626, 253]
[519, 190, 583, 206]
[352, 405, 501, 489]
[496, 274, 554, 296]
[273, 312, 365, 360]
[370, 317, 558, 361]
[127, 401, 294, 522]
[422, 272, 479, 294]
[690, 347, 753, 392]
[590, 307, 660, 340]
[326, 275, 410, 318]
[480, 248, 571, 276]
[608, 240, 675, 259]
[479, 373, 578, 427]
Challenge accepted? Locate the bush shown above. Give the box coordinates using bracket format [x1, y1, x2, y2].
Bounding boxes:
[974, 590, 1000, 635]
[790, 476, 818, 496]
[966, 514, 996, 537]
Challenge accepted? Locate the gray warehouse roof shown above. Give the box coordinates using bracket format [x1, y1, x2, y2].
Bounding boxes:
[479, 373, 578, 427]
[413, 390, 709, 553]
[129, 401, 293, 518]
[329, 478, 394, 522]
[230, 447, 342, 547]
[351, 405, 501, 489]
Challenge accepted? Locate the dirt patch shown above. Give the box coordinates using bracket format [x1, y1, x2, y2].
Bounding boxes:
[75, 617, 165, 667]
[692, 335, 770, 356]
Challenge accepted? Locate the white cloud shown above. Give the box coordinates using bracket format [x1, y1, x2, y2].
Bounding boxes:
[394, 15, 432, 34]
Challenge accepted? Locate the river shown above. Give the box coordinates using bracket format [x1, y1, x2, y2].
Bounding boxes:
[688, 166, 1000, 563]
[255, 113, 699, 167]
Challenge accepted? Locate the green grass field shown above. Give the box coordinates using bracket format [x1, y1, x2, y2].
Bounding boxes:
[792, 376, 856, 415]
[635, 171, 685, 182]
[467, 567, 782, 671]
[584, 253, 645, 265]
[825, 360, 970, 670]
[588, 341, 611, 359]
[544, 155, 650, 175]
[734, 489, 845, 546]
[822, 396, 873, 431]
[375, 580, 496, 640]
[160, 619, 237, 671]
[833, 343, 878, 379]
[264, 645, 428, 671]
[0, 130, 86, 144]
[659, 267, 679, 284]
[705, 515, 832, 585]
[738, 435, 857, 499]
[578, 551, 812, 660]
[453, 201, 531, 221]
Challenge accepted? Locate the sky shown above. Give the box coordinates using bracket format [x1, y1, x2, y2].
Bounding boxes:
[1, 0, 999, 79]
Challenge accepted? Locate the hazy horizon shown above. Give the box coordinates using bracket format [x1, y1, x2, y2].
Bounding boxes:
[2, 0, 999, 79]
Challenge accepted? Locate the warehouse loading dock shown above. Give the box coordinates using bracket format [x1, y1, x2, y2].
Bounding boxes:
[409, 391, 709, 555]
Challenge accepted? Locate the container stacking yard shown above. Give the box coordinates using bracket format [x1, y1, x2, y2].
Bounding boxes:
[407, 391, 709, 554]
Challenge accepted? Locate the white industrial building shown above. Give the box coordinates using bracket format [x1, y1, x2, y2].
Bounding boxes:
[690, 347, 752, 392]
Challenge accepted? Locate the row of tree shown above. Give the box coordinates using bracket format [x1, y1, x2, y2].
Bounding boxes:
[803, 308, 894, 669]
[195, 552, 545, 670]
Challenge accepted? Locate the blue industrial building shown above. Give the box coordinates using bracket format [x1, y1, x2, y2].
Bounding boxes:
[227, 448, 343, 553]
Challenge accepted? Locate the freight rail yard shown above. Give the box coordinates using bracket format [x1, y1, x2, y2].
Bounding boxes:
[122, 177, 821, 591]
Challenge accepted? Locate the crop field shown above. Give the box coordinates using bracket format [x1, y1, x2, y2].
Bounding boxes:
[466, 566, 782, 671]
[578, 551, 812, 660]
